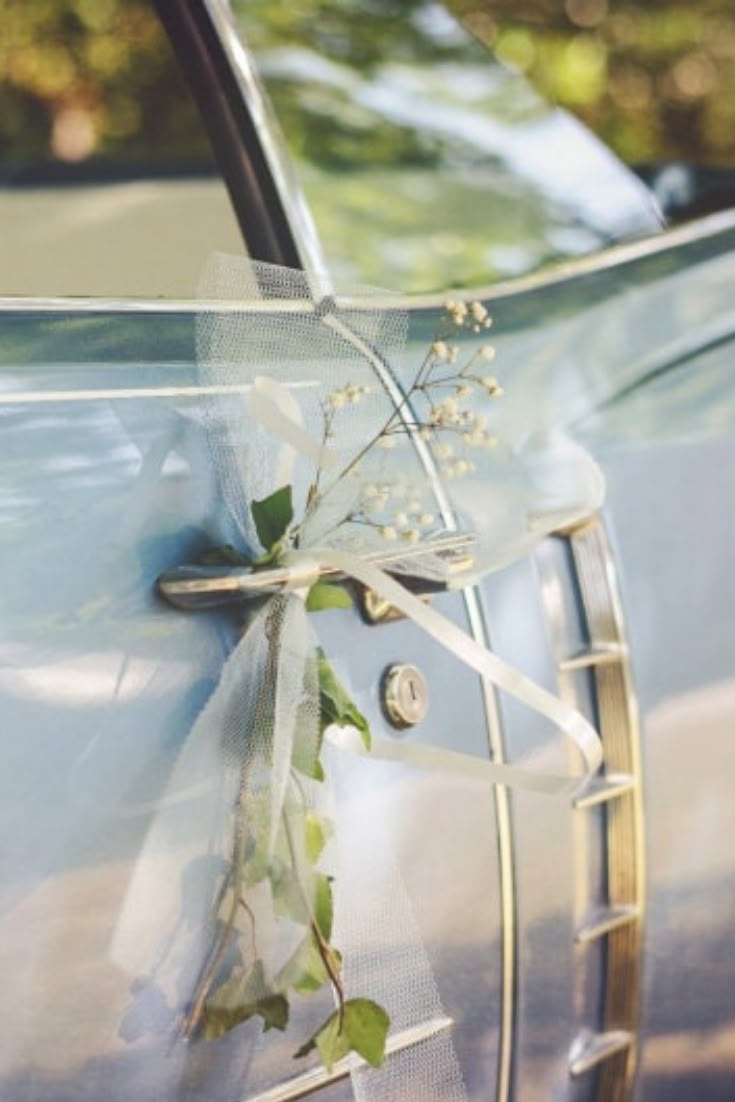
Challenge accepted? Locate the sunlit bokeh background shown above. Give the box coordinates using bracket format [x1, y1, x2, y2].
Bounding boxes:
[1, 1, 733, 295]
[1, 1, 732, 170]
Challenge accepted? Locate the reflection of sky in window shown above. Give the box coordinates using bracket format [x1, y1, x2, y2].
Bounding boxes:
[262, 43, 660, 243]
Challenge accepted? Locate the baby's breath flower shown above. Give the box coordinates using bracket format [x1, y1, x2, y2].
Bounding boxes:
[402, 528, 420, 543]
[419, 512, 434, 527]
[470, 301, 488, 323]
[345, 384, 362, 405]
[456, 383, 472, 398]
[435, 442, 454, 459]
[442, 396, 458, 417]
[448, 344, 459, 364]
[481, 376, 503, 397]
[480, 345, 496, 361]
[380, 525, 397, 541]
[394, 511, 408, 528]
[454, 459, 470, 477]
[449, 301, 468, 326]
[329, 390, 347, 409]
[431, 340, 449, 360]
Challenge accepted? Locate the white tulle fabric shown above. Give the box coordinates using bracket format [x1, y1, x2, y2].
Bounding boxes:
[113, 255, 605, 1099]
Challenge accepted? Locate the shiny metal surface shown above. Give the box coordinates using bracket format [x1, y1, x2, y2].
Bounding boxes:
[381, 664, 429, 730]
[157, 534, 475, 610]
[1, 191, 734, 1102]
[203, 0, 328, 281]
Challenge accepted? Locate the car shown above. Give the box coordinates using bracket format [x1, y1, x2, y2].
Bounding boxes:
[1, 3, 734, 1102]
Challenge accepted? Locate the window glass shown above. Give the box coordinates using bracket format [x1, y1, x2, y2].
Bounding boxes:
[0, 1, 244, 298]
[233, 0, 661, 292]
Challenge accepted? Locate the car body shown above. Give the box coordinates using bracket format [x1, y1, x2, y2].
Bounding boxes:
[1, 3, 734, 1102]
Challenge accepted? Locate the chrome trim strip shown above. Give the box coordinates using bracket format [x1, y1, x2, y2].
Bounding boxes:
[0, 210, 732, 315]
[203, 0, 328, 282]
[540, 516, 645, 1100]
[570, 1032, 634, 1078]
[573, 775, 636, 811]
[565, 518, 646, 1102]
[576, 905, 640, 945]
[242, 1016, 453, 1102]
[322, 309, 516, 1102]
[558, 644, 627, 672]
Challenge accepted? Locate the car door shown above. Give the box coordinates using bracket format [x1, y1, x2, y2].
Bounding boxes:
[218, 4, 735, 1102]
[3, 5, 735, 1102]
[0, 4, 508, 1102]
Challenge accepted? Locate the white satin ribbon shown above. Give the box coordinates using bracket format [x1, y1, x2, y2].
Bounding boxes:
[296, 547, 601, 794]
[252, 374, 602, 795]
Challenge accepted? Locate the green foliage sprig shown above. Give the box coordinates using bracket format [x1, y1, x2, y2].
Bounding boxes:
[181, 300, 501, 1070]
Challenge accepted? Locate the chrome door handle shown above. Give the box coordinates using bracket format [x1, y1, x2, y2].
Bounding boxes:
[157, 533, 475, 613]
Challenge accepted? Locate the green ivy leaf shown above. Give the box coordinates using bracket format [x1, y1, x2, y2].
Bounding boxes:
[275, 932, 341, 995]
[318, 651, 371, 750]
[203, 961, 289, 1039]
[251, 485, 293, 553]
[203, 994, 289, 1039]
[294, 999, 390, 1070]
[304, 811, 332, 864]
[270, 866, 311, 926]
[314, 874, 334, 942]
[305, 581, 353, 612]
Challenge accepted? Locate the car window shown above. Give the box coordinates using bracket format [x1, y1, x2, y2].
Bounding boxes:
[0, 1, 245, 299]
[232, 0, 661, 293]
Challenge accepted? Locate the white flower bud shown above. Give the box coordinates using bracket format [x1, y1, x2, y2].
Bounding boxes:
[381, 525, 397, 541]
[394, 511, 408, 528]
[480, 345, 496, 361]
[419, 513, 435, 527]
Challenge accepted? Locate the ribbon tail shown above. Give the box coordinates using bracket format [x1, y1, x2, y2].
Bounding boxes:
[313, 548, 602, 794]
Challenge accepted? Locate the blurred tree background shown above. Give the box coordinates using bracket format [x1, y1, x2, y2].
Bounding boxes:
[0, 0, 211, 169]
[454, 0, 735, 168]
[0, 0, 732, 170]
